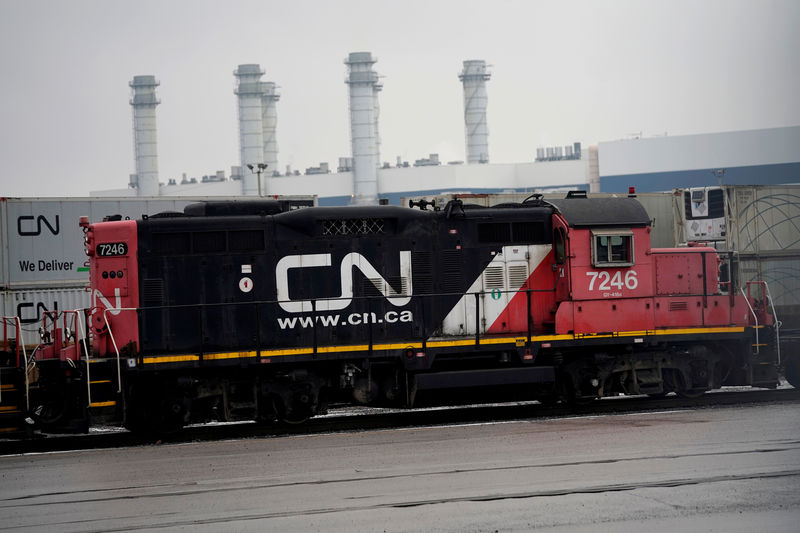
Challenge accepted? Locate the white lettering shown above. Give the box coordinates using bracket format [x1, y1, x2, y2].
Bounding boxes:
[276, 251, 412, 313]
[586, 270, 638, 293]
[92, 288, 122, 316]
[276, 311, 415, 330]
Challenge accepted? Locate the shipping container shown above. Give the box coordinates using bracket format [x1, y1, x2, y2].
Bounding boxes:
[0, 196, 315, 289]
[726, 185, 800, 255]
[674, 185, 800, 253]
[1, 287, 89, 347]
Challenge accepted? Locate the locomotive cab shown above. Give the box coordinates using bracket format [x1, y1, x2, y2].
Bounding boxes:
[548, 195, 654, 335]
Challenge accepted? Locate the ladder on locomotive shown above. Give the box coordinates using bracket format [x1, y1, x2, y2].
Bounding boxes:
[87, 306, 137, 415]
[83, 309, 123, 417]
[0, 317, 30, 436]
[37, 309, 122, 418]
[742, 280, 781, 388]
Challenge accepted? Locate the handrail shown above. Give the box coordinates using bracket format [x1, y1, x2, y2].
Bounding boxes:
[109, 267, 559, 364]
[763, 282, 781, 365]
[102, 307, 138, 394]
[64, 309, 94, 407]
[740, 287, 759, 354]
[21, 336, 29, 411]
[1, 316, 29, 410]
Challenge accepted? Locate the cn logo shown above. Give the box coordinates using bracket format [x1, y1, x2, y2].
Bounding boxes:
[17, 215, 60, 236]
[16, 301, 55, 324]
[276, 251, 412, 313]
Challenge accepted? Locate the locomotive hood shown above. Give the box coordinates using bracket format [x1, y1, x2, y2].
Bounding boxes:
[547, 197, 650, 228]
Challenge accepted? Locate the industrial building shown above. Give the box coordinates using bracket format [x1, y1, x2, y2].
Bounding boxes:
[104, 53, 798, 205]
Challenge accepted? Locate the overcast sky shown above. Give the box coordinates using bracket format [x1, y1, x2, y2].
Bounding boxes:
[1, 0, 798, 197]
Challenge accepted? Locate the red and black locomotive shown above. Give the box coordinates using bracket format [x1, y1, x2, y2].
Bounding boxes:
[4, 193, 783, 433]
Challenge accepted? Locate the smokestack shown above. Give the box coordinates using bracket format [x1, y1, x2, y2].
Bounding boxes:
[261, 81, 280, 177]
[234, 64, 265, 195]
[459, 60, 491, 164]
[373, 78, 383, 169]
[345, 52, 380, 205]
[129, 75, 160, 196]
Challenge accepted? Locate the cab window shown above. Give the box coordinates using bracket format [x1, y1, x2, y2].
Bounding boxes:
[591, 230, 634, 267]
[554, 228, 566, 264]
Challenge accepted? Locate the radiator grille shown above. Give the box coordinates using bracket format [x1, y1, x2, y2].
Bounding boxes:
[669, 301, 688, 311]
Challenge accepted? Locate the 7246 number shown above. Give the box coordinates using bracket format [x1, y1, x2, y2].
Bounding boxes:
[97, 242, 128, 257]
[586, 270, 638, 291]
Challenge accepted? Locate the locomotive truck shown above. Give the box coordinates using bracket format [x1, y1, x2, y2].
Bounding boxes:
[0, 193, 785, 434]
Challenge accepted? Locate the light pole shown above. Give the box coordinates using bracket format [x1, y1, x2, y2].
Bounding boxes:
[247, 163, 268, 197]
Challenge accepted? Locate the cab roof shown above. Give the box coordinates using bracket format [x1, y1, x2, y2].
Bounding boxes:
[547, 197, 651, 228]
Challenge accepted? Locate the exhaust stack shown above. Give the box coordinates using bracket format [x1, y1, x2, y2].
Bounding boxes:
[459, 60, 491, 164]
[345, 52, 381, 205]
[129, 75, 160, 196]
[235, 64, 265, 195]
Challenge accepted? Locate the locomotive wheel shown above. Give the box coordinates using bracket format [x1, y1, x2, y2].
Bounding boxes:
[277, 398, 311, 425]
[675, 387, 706, 399]
[31, 394, 69, 428]
[280, 411, 310, 425]
[30, 378, 71, 429]
[668, 370, 707, 399]
[125, 383, 189, 435]
[151, 394, 189, 434]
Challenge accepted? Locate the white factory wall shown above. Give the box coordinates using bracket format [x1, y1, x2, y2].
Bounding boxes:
[599, 126, 800, 176]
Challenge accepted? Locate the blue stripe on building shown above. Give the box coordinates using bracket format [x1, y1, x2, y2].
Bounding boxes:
[600, 162, 800, 193]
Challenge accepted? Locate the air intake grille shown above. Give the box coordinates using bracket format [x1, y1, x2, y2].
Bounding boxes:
[322, 218, 385, 236]
[142, 279, 164, 307]
[483, 266, 505, 290]
[508, 264, 529, 288]
[441, 250, 462, 292]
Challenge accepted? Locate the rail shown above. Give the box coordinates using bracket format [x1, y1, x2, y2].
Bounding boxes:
[740, 287, 760, 354]
[103, 307, 137, 394]
[763, 282, 781, 365]
[61, 309, 93, 406]
[1, 316, 29, 409]
[131, 274, 564, 361]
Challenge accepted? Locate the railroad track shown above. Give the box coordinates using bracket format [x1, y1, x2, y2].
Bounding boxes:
[1, 387, 798, 455]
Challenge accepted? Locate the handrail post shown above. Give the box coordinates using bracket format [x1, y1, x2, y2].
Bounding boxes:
[18, 318, 28, 410]
[255, 302, 261, 359]
[701, 252, 708, 316]
[526, 288, 532, 343]
[740, 287, 759, 355]
[311, 300, 317, 357]
[474, 292, 481, 346]
[367, 297, 373, 356]
[420, 294, 427, 352]
[103, 307, 138, 394]
[2, 317, 30, 410]
[763, 281, 782, 365]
